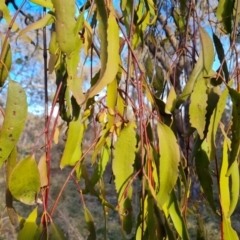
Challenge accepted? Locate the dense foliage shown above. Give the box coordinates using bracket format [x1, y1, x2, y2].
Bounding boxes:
[0, 0, 240, 239]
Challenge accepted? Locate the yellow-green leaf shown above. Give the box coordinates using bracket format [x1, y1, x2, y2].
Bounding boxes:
[9, 155, 40, 205]
[83, 12, 119, 103]
[0, 34, 12, 87]
[52, 0, 76, 55]
[157, 122, 180, 207]
[84, 206, 96, 240]
[177, 27, 214, 107]
[222, 215, 238, 240]
[0, 80, 27, 167]
[17, 207, 40, 240]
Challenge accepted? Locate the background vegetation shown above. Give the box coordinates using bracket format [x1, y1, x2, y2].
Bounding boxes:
[0, 0, 240, 239]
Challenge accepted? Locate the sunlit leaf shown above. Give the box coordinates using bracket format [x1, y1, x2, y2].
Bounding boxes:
[52, 0, 76, 55]
[112, 122, 136, 234]
[157, 122, 180, 207]
[222, 215, 238, 240]
[38, 153, 48, 188]
[18, 13, 54, 40]
[30, 0, 53, 8]
[0, 80, 27, 167]
[17, 207, 39, 240]
[177, 27, 214, 107]
[83, 12, 119, 103]
[9, 155, 40, 205]
[216, 0, 234, 34]
[0, 33, 12, 87]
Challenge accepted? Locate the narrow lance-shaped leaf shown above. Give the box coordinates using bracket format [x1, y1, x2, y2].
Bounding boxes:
[0, 33, 12, 87]
[177, 27, 214, 107]
[0, 80, 27, 167]
[50, 221, 67, 240]
[84, 206, 96, 240]
[52, 0, 76, 55]
[222, 215, 239, 240]
[227, 87, 240, 170]
[9, 155, 40, 205]
[216, 0, 234, 34]
[112, 122, 136, 234]
[206, 86, 228, 160]
[195, 140, 216, 212]
[83, 12, 120, 103]
[189, 78, 208, 139]
[157, 122, 180, 207]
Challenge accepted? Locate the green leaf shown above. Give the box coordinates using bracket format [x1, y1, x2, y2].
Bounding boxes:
[216, 0, 234, 34]
[220, 139, 230, 216]
[177, 27, 214, 107]
[9, 155, 40, 205]
[165, 191, 190, 240]
[0, 34, 12, 87]
[195, 140, 216, 212]
[227, 87, 240, 170]
[106, 79, 117, 127]
[212, 33, 229, 82]
[156, 122, 180, 207]
[112, 122, 136, 234]
[222, 215, 239, 240]
[6, 147, 18, 225]
[189, 78, 208, 139]
[38, 153, 48, 188]
[84, 206, 96, 240]
[91, 138, 110, 186]
[0, 80, 27, 167]
[165, 87, 177, 114]
[17, 207, 40, 240]
[50, 221, 67, 240]
[52, 0, 76, 55]
[152, 65, 164, 97]
[30, 0, 53, 8]
[60, 117, 85, 168]
[228, 160, 239, 217]
[206, 86, 228, 160]
[113, 122, 136, 197]
[83, 12, 120, 103]
[18, 13, 54, 40]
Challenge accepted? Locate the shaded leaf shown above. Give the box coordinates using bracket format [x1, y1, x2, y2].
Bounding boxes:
[0, 80, 27, 167]
[50, 221, 67, 240]
[84, 206, 96, 240]
[9, 155, 40, 205]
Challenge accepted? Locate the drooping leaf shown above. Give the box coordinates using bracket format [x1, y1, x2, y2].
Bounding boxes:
[177, 27, 214, 107]
[212, 33, 229, 82]
[222, 215, 239, 240]
[52, 0, 76, 55]
[0, 33, 12, 87]
[84, 206, 96, 240]
[156, 122, 180, 207]
[227, 87, 240, 170]
[6, 147, 17, 225]
[164, 191, 190, 240]
[227, 160, 239, 217]
[60, 117, 85, 168]
[0, 80, 27, 167]
[17, 13, 54, 40]
[220, 139, 230, 216]
[83, 11, 119, 103]
[112, 122, 136, 234]
[9, 155, 40, 205]
[216, 0, 234, 34]
[189, 78, 208, 139]
[38, 153, 48, 188]
[91, 138, 110, 186]
[206, 86, 228, 160]
[195, 140, 216, 212]
[50, 221, 67, 240]
[17, 207, 40, 240]
[165, 87, 177, 114]
[196, 215, 207, 240]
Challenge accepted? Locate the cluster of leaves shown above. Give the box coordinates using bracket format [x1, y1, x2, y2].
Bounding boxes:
[0, 0, 240, 239]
